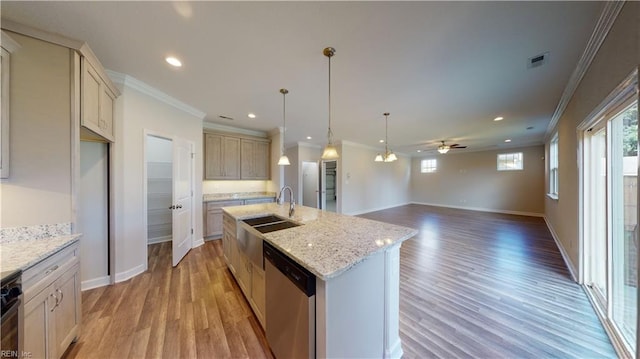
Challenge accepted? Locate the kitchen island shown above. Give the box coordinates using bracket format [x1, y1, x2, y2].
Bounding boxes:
[223, 203, 417, 359]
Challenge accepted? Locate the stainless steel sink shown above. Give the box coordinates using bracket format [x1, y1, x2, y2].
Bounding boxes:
[237, 215, 301, 268]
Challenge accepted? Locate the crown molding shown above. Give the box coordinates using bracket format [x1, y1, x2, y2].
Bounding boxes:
[1, 31, 21, 53]
[1, 19, 83, 49]
[106, 70, 206, 119]
[202, 121, 268, 138]
[545, 1, 626, 138]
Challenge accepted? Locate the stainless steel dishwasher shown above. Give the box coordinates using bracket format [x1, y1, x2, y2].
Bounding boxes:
[263, 241, 316, 359]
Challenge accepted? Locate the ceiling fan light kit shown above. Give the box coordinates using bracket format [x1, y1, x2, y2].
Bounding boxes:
[278, 88, 291, 166]
[437, 141, 466, 154]
[375, 112, 397, 162]
[321, 47, 340, 160]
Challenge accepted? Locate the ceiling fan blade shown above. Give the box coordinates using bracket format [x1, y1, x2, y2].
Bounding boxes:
[452, 145, 467, 149]
[449, 144, 460, 147]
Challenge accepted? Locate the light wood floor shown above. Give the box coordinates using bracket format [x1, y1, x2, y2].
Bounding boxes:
[64, 204, 615, 358]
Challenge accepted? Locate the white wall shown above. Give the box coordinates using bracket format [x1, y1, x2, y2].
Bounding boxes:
[339, 141, 412, 215]
[545, 1, 640, 272]
[411, 145, 545, 215]
[110, 73, 204, 282]
[0, 32, 72, 227]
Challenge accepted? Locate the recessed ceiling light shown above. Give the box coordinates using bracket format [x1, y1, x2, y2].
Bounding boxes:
[248, 113, 256, 119]
[494, 116, 504, 122]
[306, 136, 312, 140]
[165, 56, 182, 67]
[505, 139, 512, 143]
[379, 139, 385, 143]
[417, 150, 422, 153]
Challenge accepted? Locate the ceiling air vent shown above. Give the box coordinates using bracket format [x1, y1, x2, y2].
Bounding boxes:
[528, 51, 549, 69]
[218, 115, 234, 120]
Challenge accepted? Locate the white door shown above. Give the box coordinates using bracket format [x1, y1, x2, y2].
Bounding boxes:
[171, 137, 193, 266]
[320, 161, 327, 210]
[302, 161, 319, 208]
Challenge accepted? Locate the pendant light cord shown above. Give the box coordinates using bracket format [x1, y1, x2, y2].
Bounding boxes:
[282, 91, 286, 153]
[327, 53, 333, 144]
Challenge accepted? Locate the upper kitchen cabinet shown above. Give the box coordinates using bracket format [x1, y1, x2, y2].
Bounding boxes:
[240, 138, 270, 180]
[80, 49, 118, 142]
[204, 132, 270, 180]
[204, 133, 241, 180]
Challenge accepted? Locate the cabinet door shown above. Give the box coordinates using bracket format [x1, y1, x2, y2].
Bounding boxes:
[251, 263, 266, 328]
[81, 60, 101, 135]
[100, 87, 115, 142]
[54, 264, 81, 358]
[253, 141, 270, 179]
[240, 139, 255, 179]
[233, 246, 251, 296]
[222, 229, 233, 268]
[23, 286, 54, 359]
[205, 209, 223, 238]
[224, 137, 241, 179]
[204, 134, 224, 179]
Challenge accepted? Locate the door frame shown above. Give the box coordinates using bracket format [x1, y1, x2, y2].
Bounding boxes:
[143, 130, 196, 267]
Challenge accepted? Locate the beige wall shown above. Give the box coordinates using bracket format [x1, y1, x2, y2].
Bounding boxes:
[0, 32, 72, 227]
[111, 76, 204, 281]
[545, 2, 640, 272]
[339, 141, 411, 215]
[411, 145, 545, 215]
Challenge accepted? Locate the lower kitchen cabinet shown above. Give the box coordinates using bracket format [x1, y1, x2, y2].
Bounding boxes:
[250, 262, 266, 326]
[205, 197, 274, 240]
[23, 242, 81, 359]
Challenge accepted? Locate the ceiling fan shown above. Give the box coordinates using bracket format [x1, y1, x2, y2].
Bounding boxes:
[437, 141, 467, 154]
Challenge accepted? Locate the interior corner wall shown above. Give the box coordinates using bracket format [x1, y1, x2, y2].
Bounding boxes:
[411, 145, 545, 215]
[339, 142, 411, 215]
[267, 130, 285, 193]
[0, 32, 72, 227]
[283, 146, 298, 196]
[544, 1, 640, 272]
[112, 81, 204, 282]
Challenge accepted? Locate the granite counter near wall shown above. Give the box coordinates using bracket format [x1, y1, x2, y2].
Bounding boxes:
[0, 222, 81, 273]
[203, 191, 276, 202]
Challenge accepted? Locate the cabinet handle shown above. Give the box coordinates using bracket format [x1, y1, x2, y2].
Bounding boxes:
[57, 289, 64, 306]
[45, 265, 59, 275]
[50, 293, 58, 312]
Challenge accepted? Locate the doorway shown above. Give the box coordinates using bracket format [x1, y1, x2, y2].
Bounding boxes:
[582, 93, 637, 355]
[321, 160, 337, 212]
[145, 134, 195, 267]
[301, 161, 319, 208]
[78, 141, 109, 289]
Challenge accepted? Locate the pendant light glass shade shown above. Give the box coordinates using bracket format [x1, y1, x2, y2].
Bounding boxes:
[374, 112, 397, 162]
[321, 47, 339, 160]
[278, 88, 290, 166]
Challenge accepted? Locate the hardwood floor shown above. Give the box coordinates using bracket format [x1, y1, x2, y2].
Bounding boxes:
[360, 204, 616, 359]
[64, 204, 615, 358]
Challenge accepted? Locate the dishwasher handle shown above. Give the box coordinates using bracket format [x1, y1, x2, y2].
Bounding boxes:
[264, 241, 316, 297]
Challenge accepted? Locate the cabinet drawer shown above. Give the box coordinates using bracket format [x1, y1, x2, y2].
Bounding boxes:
[22, 242, 79, 303]
[206, 200, 243, 211]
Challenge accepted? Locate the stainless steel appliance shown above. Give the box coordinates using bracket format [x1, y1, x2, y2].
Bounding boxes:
[1, 269, 22, 356]
[263, 241, 315, 359]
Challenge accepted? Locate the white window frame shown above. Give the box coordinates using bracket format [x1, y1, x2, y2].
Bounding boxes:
[420, 159, 437, 173]
[497, 152, 523, 171]
[548, 133, 559, 199]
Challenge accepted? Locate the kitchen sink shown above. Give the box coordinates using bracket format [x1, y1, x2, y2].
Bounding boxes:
[238, 215, 301, 268]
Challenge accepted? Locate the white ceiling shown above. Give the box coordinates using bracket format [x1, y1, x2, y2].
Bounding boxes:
[1, 1, 603, 155]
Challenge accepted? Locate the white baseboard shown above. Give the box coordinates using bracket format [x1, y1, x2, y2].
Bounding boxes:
[411, 201, 544, 218]
[192, 237, 204, 248]
[147, 235, 171, 245]
[81, 276, 110, 291]
[115, 263, 147, 283]
[543, 216, 578, 282]
[347, 202, 411, 216]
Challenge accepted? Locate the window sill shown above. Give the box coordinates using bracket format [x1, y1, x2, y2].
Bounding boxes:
[547, 193, 559, 201]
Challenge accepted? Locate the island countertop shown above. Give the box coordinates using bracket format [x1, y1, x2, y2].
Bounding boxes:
[1, 234, 81, 273]
[222, 203, 417, 280]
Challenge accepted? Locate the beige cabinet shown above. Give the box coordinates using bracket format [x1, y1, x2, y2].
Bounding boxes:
[23, 242, 81, 359]
[204, 200, 242, 239]
[204, 134, 241, 180]
[81, 57, 116, 142]
[240, 139, 270, 180]
[221, 213, 266, 328]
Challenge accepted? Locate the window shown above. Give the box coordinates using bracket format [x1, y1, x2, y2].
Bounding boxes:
[420, 159, 437, 173]
[497, 152, 523, 171]
[549, 133, 559, 198]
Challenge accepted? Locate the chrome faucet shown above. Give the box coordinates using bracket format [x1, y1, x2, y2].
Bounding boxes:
[277, 186, 295, 217]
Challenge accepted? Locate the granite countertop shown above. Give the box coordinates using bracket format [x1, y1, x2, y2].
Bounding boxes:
[1, 234, 81, 272]
[223, 203, 417, 280]
[203, 192, 276, 202]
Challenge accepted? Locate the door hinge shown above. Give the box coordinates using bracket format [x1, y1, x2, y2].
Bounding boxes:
[191, 228, 194, 234]
[191, 153, 195, 159]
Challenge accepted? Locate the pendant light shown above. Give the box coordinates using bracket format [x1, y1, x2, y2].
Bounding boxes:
[278, 88, 291, 166]
[321, 47, 339, 160]
[374, 113, 397, 162]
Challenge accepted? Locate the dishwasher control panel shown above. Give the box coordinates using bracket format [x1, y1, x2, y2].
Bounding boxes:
[264, 241, 315, 297]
